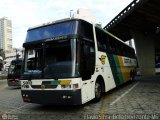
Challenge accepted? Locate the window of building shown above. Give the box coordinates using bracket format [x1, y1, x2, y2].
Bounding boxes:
[7, 21, 12, 27]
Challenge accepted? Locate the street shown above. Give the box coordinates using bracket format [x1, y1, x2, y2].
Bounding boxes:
[0, 78, 160, 120]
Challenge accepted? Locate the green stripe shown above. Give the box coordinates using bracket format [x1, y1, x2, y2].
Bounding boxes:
[42, 80, 60, 85]
[113, 55, 124, 85]
[107, 54, 124, 86]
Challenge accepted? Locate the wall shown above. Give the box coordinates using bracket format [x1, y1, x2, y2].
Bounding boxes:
[131, 30, 155, 76]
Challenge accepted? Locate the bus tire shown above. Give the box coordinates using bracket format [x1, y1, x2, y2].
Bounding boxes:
[93, 81, 102, 102]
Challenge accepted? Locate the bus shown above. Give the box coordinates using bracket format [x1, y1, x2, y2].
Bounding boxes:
[7, 59, 23, 87]
[21, 18, 137, 105]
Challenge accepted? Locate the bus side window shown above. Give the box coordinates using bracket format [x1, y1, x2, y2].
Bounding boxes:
[123, 45, 127, 57]
[101, 31, 107, 51]
[116, 41, 121, 55]
[119, 42, 122, 55]
[121, 45, 124, 56]
[128, 47, 132, 58]
[80, 21, 94, 41]
[107, 36, 112, 54]
[90, 42, 96, 75]
[114, 40, 118, 55]
[129, 48, 135, 58]
[103, 34, 110, 54]
[110, 38, 116, 54]
[80, 40, 95, 80]
[95, 27, 106, 52]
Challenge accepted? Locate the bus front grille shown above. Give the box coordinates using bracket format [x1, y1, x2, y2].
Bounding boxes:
[31, 85, 58, 89]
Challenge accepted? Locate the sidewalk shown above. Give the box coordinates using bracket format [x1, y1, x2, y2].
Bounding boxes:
[135, 75, 160, 81]
[0, 71, 7, 80]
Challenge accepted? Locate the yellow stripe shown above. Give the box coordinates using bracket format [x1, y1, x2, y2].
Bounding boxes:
[117, 56, 126, 81]
[117, 56, 124, 66]
[117, 56, 133, 81]
[60, 80, 71, 85]
[99, 96, 109, 120]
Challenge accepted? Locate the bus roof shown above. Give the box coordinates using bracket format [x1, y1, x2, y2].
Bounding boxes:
[27, 18, 134, 49]
[28, 18, 85, 31]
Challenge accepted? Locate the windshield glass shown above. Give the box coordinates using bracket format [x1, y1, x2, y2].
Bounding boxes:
[44, 39, 78, 78]
[8, 60, 22, 75]
[23, 39, 79, 79]
[26, 21, 77, 42]
[24, 46, 43, 72]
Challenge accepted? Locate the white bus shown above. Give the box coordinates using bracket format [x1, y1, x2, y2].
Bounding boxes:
[21, 18, 137, 105]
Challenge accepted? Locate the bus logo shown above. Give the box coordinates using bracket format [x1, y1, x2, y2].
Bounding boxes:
[99, 55, 106, 65]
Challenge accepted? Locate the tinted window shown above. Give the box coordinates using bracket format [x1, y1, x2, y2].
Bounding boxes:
[95, 27, 136, 58]
[107, 36, 116, 54]
[121, 44, 135, 58]
[26, 21, 77, 42]
[95, 27, 107, 51]
[96, 27, 102, 51]
[79, 21, 94, 41]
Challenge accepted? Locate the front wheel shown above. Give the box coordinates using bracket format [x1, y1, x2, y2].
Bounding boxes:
[93, 81, 102, 102]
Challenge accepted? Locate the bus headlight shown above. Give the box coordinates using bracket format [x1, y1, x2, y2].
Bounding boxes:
[60, 80, 71, 85]
[60, 80, 71, 89]
[73, 84, 79, 89]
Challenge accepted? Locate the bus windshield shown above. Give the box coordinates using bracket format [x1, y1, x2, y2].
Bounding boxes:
[23, 39, 78, 79]
[8, 60, 22, 75]
[26, 21, 77, 42]
[24, 46, 43, 71]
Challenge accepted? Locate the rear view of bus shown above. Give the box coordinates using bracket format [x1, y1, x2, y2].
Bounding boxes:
[7, 59, 22, 87]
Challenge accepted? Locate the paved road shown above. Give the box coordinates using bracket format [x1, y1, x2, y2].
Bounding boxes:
[0, 78, 160, 120]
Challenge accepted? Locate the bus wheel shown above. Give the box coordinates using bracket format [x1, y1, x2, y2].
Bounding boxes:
[93, 81, 102, 102]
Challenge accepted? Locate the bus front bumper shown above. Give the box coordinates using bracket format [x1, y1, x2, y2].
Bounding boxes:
[21, 89, 82, 105]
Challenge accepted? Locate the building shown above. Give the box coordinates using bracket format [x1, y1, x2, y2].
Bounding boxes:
[0, 17, 12, 52]
[74, 9, 96, 24]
